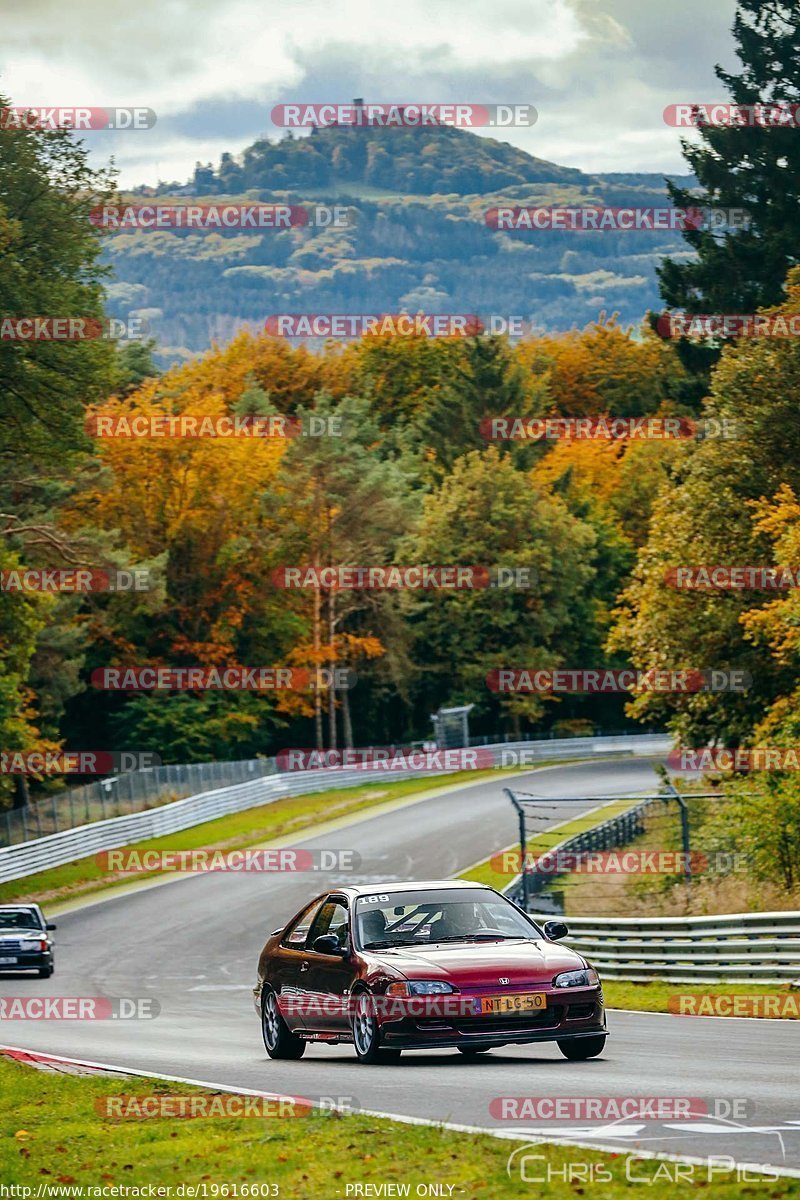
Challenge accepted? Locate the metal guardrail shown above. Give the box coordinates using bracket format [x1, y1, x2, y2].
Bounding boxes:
[0, 734, 670, 883]
[542, 910, 800, 985]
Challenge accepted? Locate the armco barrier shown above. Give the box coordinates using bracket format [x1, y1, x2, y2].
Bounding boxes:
[535, 910, 800, 985]
[0, 734, 669, 883]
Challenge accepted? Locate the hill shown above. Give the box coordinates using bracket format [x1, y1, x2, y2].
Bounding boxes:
[105, 122, 696, 362]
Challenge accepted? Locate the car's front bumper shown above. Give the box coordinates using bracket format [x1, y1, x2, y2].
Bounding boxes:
[377, 987, 605, 1048]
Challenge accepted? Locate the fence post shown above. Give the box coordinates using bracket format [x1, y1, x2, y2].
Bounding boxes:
[667, 785, 692, 887]
[504, 788, 529, 911]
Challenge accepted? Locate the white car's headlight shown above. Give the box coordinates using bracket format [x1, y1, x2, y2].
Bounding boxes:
[553, 968, 599, 988]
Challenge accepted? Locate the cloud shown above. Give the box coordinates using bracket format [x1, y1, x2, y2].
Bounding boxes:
[0, 0, 739, 185]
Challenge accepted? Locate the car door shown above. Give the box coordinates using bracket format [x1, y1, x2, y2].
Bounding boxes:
[269, 897, 326, 1031]
[302, 897, 356, 1032]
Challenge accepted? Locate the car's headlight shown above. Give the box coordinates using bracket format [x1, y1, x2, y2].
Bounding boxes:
[553, 968, 599, 988]
[386, 980, 457, 996]
[19, 939, 44, 951]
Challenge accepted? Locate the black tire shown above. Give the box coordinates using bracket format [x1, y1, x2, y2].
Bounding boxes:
[351, 991, 399, 1064]
[38, 967, 53, 978]
[457, 1046, 492, 1057]
[261, 988, 306, 1060]
[558, 1034, 606, 1061]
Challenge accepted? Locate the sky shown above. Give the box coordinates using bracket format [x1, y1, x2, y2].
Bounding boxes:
[2, 0, 740, 187]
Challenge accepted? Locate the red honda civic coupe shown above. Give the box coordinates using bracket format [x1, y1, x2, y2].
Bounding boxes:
[254, 880, 606, 1064]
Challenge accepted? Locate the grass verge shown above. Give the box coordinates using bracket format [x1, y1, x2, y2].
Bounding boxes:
[603, 979, 800, 1017]
[0, 767, 530, 908]
[0, 1056, 793, 1197]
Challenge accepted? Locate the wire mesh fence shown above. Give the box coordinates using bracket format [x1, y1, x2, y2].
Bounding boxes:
[0, 758, 276, 847]
[503, 788, 740, 917]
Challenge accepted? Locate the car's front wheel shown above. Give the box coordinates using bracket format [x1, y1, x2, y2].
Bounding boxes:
[557, 1034, 606, 1061]
[351, 991, 400, 1064]
[261, 988, 306, 1060]
[457, 1046, 492, 1057]
[38, 966, 53, 978]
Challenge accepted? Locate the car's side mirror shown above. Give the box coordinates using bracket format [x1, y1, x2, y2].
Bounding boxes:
[313, 934, 346, 956]
[543, 920, 569, 941]
[46, 923, 57, 931]
[271, 928, 283, 937]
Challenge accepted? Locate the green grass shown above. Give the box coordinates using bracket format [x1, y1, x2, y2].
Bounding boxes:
[459, 796, 646, 892]
[0, 767, 530, 908]
[1, 1057, 794, 1198]
[604, 979, 800, 1018]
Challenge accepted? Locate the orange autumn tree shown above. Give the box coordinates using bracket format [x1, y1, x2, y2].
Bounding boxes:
[69, 354, 311, 759]
[516, 316, 690, 418]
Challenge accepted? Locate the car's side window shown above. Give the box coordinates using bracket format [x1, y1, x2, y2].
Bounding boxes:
[307, 900, 349, 950]
[281, 899, 326, 949]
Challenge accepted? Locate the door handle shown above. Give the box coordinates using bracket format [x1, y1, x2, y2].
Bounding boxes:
[299, 961, 309, 973]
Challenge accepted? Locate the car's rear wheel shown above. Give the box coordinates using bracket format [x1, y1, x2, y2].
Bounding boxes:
[262, 988, 306, 1060]
[351, 991, 399, 1064]
[558, 1034, 606, 1060]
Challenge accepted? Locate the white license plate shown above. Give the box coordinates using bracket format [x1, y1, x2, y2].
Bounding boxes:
[0, 956, 19, 964]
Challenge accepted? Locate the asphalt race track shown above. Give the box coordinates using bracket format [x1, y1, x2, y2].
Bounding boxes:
[2, 757, 799, 1176]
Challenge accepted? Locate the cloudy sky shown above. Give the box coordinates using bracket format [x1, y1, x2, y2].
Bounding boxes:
[2, 0, 739, 187]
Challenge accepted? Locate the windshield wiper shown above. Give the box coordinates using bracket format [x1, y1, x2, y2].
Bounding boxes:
[429, 934, 520, 944]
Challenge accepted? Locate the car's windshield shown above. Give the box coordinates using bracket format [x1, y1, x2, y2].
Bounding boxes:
[355, 889, 537, 949]
[0, 909, 41, 931]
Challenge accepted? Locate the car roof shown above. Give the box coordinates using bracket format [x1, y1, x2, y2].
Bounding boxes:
[337, 880, 494, 899]
[0, 903, 41, 911]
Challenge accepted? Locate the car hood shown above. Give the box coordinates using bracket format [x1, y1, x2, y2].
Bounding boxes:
[370, 938, 586, 984]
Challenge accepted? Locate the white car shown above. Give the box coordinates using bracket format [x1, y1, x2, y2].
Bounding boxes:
[0, 903, 56, 977]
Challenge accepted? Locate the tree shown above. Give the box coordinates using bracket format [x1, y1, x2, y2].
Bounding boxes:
[0, 94, 118, 801]
[401, 447, 599, 734]
[659, 3, 800, 337]
[610, 269, 800, 747]
[0, 93, 116, 470]
[268, 391, 412, 749]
